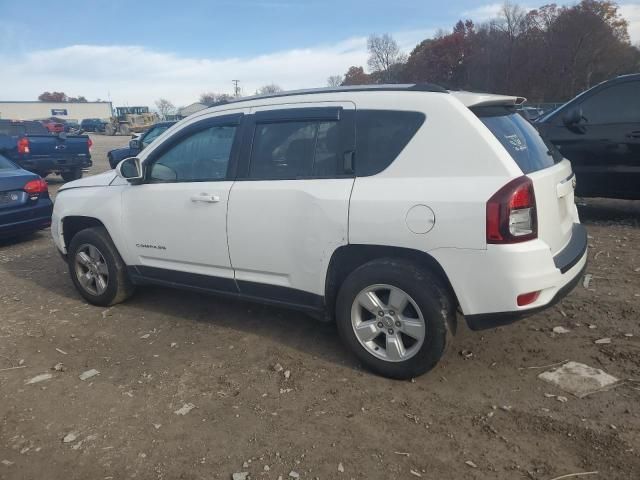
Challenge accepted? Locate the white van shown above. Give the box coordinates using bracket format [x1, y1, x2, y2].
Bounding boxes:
[51, 85, 587, 378]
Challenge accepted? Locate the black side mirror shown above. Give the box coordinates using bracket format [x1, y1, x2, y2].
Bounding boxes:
[562, 107, 583, 126]
[116, 157, 143, 184]
[129, 138, 141, 150]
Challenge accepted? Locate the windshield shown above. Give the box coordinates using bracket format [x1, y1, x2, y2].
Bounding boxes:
[475, 106, 561, 174]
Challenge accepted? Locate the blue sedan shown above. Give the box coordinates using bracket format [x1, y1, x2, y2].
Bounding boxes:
[0, 154, 53, 238]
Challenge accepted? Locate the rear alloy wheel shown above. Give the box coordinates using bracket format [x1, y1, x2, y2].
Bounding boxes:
[351, 284, 426, 362]
[336, 258, 454, 379]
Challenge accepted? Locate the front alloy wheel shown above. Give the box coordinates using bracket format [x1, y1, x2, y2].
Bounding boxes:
[74, 244, 109, 295]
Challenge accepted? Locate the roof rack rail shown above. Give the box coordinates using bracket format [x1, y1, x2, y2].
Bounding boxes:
[220, 83, 448, 106]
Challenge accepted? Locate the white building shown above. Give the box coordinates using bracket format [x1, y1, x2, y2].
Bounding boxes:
[177, 102, 208, 118]
[0, 101, 113, 122]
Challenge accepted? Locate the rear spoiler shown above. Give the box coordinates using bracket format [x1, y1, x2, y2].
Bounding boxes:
[449, 91, 527, 108]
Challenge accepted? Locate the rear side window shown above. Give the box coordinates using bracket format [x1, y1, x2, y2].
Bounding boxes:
[0, 154, 16, 170]
[249, 120, 341, 179]
[355, 110, 425, 176]
[0, 123, 26, 136]
[25, 122, 48, 135]
[476, 107, 558, 174]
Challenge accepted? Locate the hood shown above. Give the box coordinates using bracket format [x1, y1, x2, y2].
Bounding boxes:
[58, 170, 118, 192]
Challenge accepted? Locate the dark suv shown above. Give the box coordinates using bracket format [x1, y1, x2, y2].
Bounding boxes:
[536, 74, 640, 200]
[80, 118, 106, 133]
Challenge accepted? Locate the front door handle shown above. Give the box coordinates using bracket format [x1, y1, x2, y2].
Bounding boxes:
[627, 131, 640, 139]
[190, 193, 220, 203]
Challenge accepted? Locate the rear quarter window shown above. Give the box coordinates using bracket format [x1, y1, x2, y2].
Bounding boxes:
[355, 110, 425, 176]
[0, 154, 16, 170]
[474, 106, 559, 174]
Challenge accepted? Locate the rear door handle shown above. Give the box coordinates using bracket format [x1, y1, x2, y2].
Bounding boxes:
[190, 193, 220, 203]
[627, 131, 640, 139]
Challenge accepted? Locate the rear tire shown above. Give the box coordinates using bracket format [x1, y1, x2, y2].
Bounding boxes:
[61, 168, 82, 182]
[105, 124, 116, 136]
[68, 227, 135, 306]
[120, 124, 131, 136]
[336, 258, 454, 379]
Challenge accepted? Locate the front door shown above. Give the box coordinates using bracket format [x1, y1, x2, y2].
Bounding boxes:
[121, 112, 245, 290]
[550, 79, 640, 199]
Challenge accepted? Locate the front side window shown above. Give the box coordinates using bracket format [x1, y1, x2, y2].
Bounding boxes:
[249, 120, 341, 179]
[149, 125, 236, 182]
[579, 81, 640, 125]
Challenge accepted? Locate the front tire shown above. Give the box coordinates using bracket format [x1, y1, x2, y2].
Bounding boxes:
[336, 258, 454, 379]
[68, 227, 135, 306]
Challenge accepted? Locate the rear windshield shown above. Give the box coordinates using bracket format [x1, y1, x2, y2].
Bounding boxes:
[0, 154, 16, 170]
[475, 106, 560, 174]
[0, 121, 47, 136]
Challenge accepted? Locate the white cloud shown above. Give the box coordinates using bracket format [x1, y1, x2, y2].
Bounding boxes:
[620, 3, 640, 45]
[0, 30, 431, 108]
[461, 3, 504, 22]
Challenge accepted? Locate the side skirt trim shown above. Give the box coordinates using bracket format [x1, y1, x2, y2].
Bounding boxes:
[127, 266, 326, 315]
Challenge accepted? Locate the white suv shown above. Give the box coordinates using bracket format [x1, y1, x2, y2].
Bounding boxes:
[51, 85, 587, 379]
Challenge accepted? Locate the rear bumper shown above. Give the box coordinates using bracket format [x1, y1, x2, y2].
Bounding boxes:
[464, 259, 586, 330]
[0, 201, 53, 238]
[18, 156, 92, 172]
[430, 223, 588, 330]
[463, 223, 588, 330]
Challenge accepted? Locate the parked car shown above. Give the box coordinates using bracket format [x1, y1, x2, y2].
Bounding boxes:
[518, 106, 545, 122]
[51, 85, 586, 379]
[80, 118, 106, 132]
[0, 120, 92, 181]
[536, 74, 640, 199]
[64, 121, 81, 133]
[41, 119, 65, 134]
[0, 153, 52, 238]
[108, 121, 176, 169]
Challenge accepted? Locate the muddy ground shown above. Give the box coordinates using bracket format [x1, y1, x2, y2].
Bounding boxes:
[1, 134, 639, 480]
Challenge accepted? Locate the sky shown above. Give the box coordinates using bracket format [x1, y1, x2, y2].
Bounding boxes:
[1, 0, 639, 108]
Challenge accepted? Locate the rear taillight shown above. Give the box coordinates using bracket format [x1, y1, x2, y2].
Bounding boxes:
[24, 178, 48, 197]
[17, 137, 30, 154]
[87, 138, 93, 150]
[486, 176, 537, 244]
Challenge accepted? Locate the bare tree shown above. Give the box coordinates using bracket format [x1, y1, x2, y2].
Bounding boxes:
[257, 84, 283, 95]
[327, 75, 343, 87]
[367, 33, 407, 82]
[199, 92, 233, 106]
[155, 98, 175, 119]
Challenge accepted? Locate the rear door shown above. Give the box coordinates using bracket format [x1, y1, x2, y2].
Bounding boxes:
[227, 102, 356, 306]
[477, 108, 578, 255]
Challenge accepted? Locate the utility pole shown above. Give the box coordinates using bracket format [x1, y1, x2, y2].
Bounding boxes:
[232, 80, 240, 97]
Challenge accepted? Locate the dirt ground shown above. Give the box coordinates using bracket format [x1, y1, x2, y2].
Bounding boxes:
[1, 134, 639, 480]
